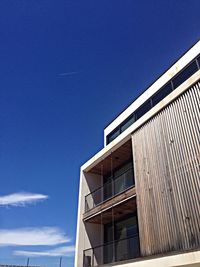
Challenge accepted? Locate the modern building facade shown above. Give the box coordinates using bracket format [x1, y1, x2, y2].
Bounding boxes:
[75, 40, 200, 267]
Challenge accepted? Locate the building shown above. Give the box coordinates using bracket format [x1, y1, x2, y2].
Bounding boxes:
[75, 40, 200, 267]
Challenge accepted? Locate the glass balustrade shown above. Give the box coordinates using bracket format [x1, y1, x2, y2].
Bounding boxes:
[85, 167, 134, 212]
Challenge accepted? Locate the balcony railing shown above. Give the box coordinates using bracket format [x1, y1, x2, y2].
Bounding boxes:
[85, 167, 134, 212]
[83, 234, 140, 267]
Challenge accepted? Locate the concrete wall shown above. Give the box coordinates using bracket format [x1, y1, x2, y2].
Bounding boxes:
[75, 171, 102, 267]
[102, 250, 200, 267]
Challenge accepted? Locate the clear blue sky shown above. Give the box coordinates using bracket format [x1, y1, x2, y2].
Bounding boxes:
[0, 0, 199, 266]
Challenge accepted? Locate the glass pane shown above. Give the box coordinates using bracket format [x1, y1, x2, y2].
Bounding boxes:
[114, 235, 140, 262]
[135, 100, 152, 120]
[114, 175, 125, 195]
[103, 242, 114, 264]
[128, 235, 140, 259]
[115, 238, 128, 262]
[93, 246, 103, 266]
[114, 162, 134, 192]
[114, 162, 132, 177]
[172, 60, 198, 89]
[197, 55, 200, 69]
[121, 114, 135, 133]
[115, 215, 137, 240]
[103, 180, 112, 201]
[104, 224, 114, 243]
[85, 194, 94, 211]
[92, 188, 102, 206]
[152, 82, 172, 106]
[107, 127, 120, 144]
[124, 168, 134, 188]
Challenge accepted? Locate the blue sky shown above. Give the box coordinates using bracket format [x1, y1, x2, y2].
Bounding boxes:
[0, 0, 199, 266]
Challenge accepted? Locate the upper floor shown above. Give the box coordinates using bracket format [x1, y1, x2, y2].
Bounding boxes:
[104, 40, 200, 147]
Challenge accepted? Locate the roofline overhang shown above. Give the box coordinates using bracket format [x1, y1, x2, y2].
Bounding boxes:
[104, 40, 200, 144]
[81, 70, 200, 173]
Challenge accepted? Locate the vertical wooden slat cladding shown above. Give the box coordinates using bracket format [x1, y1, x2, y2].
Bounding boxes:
[132, 82, 200, 257]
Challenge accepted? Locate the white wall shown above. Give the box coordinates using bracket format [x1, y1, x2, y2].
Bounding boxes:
[75, 171, 102, 267]
[105, 250, 200, 267]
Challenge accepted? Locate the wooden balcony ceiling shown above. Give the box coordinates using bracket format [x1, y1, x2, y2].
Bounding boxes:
[89, 140, 132, 176]
[83, 187, 136, 224]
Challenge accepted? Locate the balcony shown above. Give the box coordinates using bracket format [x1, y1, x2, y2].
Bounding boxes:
[83, 234, 140, 267]
[85, 166, 134, 213]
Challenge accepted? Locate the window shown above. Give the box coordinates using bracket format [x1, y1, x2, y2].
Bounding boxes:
[104, 213, 139, 263]
[152, 82, 172, 106]
[172, 60, 198, 89]
[107, 127, 120, 144]
[197, 55, 200, 69]
[135, 100, 151, 120]
[103, 162, 134, 199]
[115, 215, 138, 240]
[114, 162, 134, 195]
[121, 114, 135, 133]
[104, 213, 138, 243]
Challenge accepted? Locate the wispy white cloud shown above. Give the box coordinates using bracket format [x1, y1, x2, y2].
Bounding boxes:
[58, 71, 79, 76]
[0, 192, 48, 207]
[14, 246, 75, 257]
[0, 227, 70, 246]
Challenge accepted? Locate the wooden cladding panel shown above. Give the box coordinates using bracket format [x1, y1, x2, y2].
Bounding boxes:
[132, 82, 200, 257]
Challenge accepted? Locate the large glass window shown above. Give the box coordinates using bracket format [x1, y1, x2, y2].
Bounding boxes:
[104, 213, 138, 243]
[107, 127, 120, 144]
[197, 55, 200, 68]
[121, 114, 135, 133]
[172, 60, 198, 89]
[152, 82, 172, 106]
[103, 162, 134, 199]
[135, 100, 151, 120]
[114, 162, 134, 195]
[115, 215, 138, 240]
[104, 213, 139, 264]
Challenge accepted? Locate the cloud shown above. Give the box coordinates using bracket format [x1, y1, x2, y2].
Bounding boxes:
[58, 71, 79, 76]
[0, 192, 48, 207]
[14, 246, 75, 257]
[0, 227, 70, 246]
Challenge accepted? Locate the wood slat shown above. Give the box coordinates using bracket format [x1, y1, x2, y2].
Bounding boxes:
[132, 81, 200, 256]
